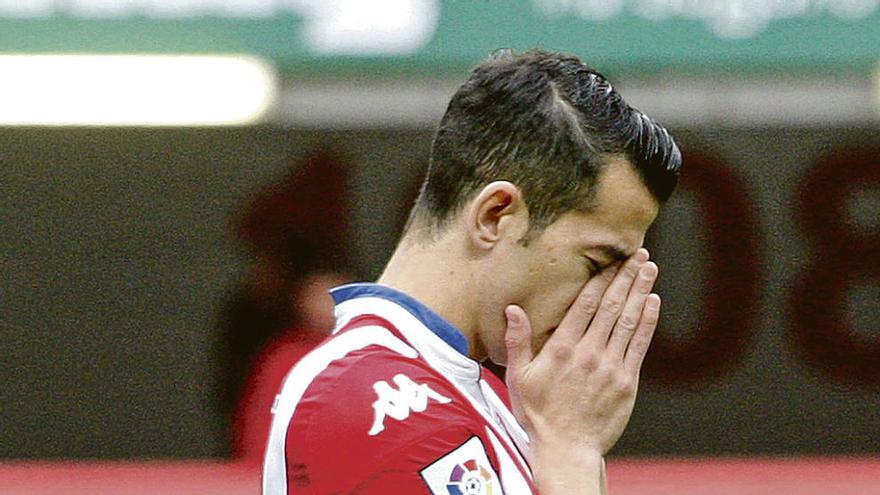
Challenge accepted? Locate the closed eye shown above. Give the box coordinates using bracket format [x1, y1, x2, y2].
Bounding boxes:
[584, 257, 600, 275]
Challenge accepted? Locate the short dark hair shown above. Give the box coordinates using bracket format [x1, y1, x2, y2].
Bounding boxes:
[409, 49, 681, 238]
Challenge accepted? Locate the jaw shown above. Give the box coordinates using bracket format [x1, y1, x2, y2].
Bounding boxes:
[467, 318, 494, 363]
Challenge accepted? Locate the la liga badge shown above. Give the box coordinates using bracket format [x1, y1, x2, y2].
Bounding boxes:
[446, 458, 495, 495]
[420, 436, 501, 495]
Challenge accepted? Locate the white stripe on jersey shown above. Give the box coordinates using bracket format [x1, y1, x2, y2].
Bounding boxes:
[262, 325, 418, 495]
[486, 427, 535, 494]
[480, 380, 531, 462]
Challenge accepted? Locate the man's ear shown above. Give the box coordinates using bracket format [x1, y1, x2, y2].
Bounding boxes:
[465, 181, 527, 250]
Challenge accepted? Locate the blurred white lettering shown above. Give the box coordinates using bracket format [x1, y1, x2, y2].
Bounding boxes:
[533, 0, 879, 38]
[0, 0, 441, 55]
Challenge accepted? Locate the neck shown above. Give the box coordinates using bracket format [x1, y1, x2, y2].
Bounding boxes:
[377, 229, 486, 361]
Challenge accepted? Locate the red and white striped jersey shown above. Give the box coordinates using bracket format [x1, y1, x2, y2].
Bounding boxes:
[262, 283, 537, 494]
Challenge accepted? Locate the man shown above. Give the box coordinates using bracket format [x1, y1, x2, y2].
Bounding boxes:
[263, 49, 681, 494]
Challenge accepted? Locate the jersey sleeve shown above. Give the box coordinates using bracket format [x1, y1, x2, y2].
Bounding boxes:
[233, 332, 322, 462]
[283, 347, 505, 494]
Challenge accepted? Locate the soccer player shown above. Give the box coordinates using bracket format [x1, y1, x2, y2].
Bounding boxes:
[262, 49, 681, 494]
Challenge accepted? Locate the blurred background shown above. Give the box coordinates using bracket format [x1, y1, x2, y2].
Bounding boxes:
[1, 0, 878, 487]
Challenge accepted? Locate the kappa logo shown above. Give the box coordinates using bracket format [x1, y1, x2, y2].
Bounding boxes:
[368, 373, 452, 436]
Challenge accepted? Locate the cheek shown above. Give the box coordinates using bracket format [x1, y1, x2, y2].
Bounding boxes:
[526, 282, 585, 353]
[523, 267, 590, 333]
[548, 283, 586, 325]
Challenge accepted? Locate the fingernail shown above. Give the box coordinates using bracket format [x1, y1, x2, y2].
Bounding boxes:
[505, 306, 520, 324]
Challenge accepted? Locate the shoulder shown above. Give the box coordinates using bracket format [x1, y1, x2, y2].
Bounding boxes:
[281, 326, 495, 491]
[286, 331, 480, 446]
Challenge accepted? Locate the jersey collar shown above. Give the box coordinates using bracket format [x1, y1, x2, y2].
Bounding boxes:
[330, 282, 470, 356]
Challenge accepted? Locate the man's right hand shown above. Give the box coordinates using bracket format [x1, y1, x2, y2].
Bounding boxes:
[503, 248, 660, 493]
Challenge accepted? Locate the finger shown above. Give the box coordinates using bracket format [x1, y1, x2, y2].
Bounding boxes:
[624, 293, 661, 374]
[607, 262, 658, 359]
[550, 263, 619, 346]
[504, 305, 534, 371]
[580, 248, 649, 349]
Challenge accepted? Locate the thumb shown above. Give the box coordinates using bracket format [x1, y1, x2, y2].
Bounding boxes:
[504, 304, 533, 371]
